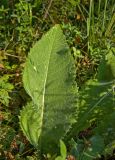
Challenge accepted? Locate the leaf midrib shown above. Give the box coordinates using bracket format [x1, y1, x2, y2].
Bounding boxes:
[40, 27, 57, 137]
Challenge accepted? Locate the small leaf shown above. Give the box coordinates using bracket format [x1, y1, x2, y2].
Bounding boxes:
[55, 156, 63, 160]
[60, 140, 67, 158]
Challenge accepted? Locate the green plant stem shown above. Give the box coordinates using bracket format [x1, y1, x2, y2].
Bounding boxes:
[98, 0, 101, 18]
[102, 0, 108, 33]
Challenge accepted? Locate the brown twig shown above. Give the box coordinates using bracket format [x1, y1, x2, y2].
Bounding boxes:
[43, 0, 53, 20]
[44, 7, 55, 23]
[4, 52, 26, 61]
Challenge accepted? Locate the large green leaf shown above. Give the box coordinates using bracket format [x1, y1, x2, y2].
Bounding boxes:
[76, 80, 114, 131]
[71, 51, 115, 136]
[20, 25, 77, 153]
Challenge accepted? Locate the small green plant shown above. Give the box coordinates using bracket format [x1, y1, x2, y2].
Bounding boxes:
[0, 75, 14, 106]
[55, 140, 67, 160]
[20, 25, 115, 159]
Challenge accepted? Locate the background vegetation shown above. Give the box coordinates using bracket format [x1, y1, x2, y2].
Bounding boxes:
[0, 0, 115, 159]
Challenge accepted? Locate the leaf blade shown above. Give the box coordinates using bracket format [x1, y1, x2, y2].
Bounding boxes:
[20, 24, 78, 153]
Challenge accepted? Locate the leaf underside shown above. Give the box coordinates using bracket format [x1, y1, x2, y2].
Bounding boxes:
[20, 25, 78, 153]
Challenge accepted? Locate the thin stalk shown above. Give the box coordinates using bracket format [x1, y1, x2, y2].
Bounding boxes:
[87, 0, 92, 51]
[80, 3, 89, 15]
[87, 18, 90, 51]
[29, 4, 32, 26]
[43, 0, 53, 20]
[102, 0, 108, 33]
[98, 0, 101, 18]
[89, 0, 92, 28]
[3, 52, 25, 60]
[19, 148, 34, 157]
[91, 0, 94, 43]
[78, 4, 87, 23]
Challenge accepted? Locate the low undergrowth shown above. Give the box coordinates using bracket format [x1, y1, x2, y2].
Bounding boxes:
[0, 0, 115, 159]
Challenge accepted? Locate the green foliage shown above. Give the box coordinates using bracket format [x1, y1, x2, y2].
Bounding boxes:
[83, 135, 105, 159]
[0, 126, 15, 151]
[20, 25, 78, 154]
[67, 0, 80, 6]
[70, 135, 105, 159]
[86, 0, 115, 57]
[55, 140, 67, 160]
[69, 50, 115, 159]
[1, 0, 115, 159]
[20, 24, 115, 159]
[71, 49, 115, 134]
[97, 47, 115, 82]
[0, 75, 14, 106]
